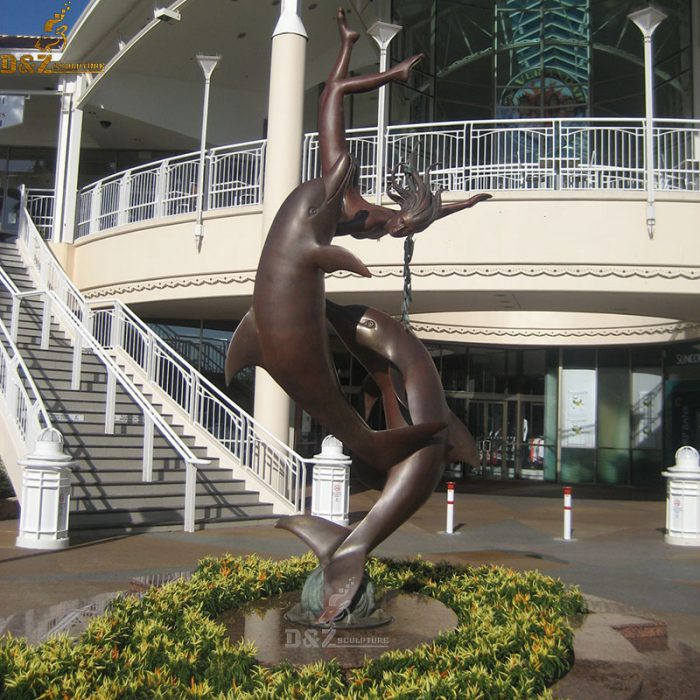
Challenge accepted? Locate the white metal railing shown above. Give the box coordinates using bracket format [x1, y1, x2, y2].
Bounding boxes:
[76, 141, 266, 239]
[15, 209, 209, 531]
[0, 267, 54, 452]
[20, 205, 307, 513]
[25, 189, 55, 240]
[302, 117, 700, 196]
[88, 301, 307, 512]
[35, 117, 700, 242]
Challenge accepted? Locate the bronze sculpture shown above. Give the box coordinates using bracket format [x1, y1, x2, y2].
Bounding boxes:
[279, 301, 479, 623]
[227, 7, 490, 626]
[319, 9, 490, 239]
[224, 153, 444, 471]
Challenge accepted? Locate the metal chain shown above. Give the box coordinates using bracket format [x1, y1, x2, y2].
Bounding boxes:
[400, 233, 414, 329]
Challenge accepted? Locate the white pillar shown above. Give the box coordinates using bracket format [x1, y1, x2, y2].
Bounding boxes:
[252, 1, 307, 445]
[52, 77, 84, 244]
[693, 2, 700, 120]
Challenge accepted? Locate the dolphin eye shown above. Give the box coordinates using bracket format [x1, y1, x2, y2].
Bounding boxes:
[360, 319, 376, 329]
[308, 206, 318, 216]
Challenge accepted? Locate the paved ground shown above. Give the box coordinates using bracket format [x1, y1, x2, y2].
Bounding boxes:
[1, 479, 699, 698]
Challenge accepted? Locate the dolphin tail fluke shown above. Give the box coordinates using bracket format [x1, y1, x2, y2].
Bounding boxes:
[445, 410, 480, 467]
[368, 421, 446, 471]
[225, 309, 261, 385]
[318, 547, 367, 624]
[275, 515, 350, 566]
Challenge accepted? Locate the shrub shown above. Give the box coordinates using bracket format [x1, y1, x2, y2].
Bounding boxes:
[0, 553, 585, 699]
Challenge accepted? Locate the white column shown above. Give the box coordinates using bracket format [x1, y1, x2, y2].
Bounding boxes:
[693, 2, 700, 120]
[252, 1, 307, 445]
[52, 77, 84, 244]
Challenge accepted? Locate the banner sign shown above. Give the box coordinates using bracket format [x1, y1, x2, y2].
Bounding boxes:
[560, 368, 597, 448]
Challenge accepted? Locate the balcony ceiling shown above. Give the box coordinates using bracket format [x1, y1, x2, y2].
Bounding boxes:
[68, 0, 380, 149]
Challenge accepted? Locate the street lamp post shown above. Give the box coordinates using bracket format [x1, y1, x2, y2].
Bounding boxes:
[194, 53, 221, 249]
[367, 20, 402, 205]
[628, 5, 667, 238]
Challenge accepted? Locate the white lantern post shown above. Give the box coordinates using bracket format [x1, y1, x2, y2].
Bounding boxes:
[194, 53, 221, 250]
[368, 20, 403, 205]
[627, 5, 667, 238]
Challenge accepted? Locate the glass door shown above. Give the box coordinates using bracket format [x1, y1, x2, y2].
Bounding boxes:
[468, 400, 507, 477]
[520, 400, 545, 479]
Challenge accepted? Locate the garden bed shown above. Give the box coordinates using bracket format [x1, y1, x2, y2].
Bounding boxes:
[0, 553, 586, 699]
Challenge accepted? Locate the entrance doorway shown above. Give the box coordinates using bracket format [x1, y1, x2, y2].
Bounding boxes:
[449, 395, 545, 479]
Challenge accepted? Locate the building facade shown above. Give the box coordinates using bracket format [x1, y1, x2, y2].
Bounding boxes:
[2, 0, 700, 490]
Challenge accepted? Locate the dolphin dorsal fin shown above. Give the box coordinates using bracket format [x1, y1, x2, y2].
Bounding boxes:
[225, 309, 262, 385]
[313, 245, 371, 278]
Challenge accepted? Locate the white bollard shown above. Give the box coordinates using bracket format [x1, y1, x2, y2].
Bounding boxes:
[445, 481, 455, 534]
[662, 446, 700, 546]
[310, 435, 351, 526]
[563, 486, 572, 540]
[16, 428, 75, 550]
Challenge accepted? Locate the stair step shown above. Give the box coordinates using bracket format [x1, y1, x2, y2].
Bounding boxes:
[68, 502, 275, 529]
[70, 464, 226, 484]
[67, 513, 279, 534]
[0, 240, 278, 532]
[60, 430, 198, 449]
[53, 419, 189, 438]
[71, 477, 243, 498]
[70, 488, 261, 510]
[65, 443, 209, 459]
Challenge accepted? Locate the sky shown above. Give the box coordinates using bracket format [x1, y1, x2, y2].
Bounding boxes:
[0, 0, 90, 37]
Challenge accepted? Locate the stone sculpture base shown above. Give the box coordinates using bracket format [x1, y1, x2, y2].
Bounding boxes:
[284, 565, 392, 628]
[217, 589, 458, 669]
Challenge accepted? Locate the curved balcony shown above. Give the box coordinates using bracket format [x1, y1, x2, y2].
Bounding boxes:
[74, 117, 700, 240]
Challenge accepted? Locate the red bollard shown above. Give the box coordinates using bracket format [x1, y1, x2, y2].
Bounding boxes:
[563, 486, 572, 540]
[446, 481, 455, 534]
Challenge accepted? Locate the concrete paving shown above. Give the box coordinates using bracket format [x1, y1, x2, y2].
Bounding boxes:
[1, 480, 699, 698]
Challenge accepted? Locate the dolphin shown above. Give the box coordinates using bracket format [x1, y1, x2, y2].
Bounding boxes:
[225, 153, 445, 471]
[312, 300, 478, 622]
[277, 301, 479, 623]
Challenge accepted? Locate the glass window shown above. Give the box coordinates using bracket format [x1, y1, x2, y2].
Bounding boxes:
[392, 0, 693, 120]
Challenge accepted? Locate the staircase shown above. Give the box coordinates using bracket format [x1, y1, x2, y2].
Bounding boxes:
[0, 238, 277, 534]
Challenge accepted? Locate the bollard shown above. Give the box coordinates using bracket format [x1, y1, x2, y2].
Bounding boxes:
[563, 486, 572, 540]
[16, 428, 75, 550]
[310, 435, 351, 526]
[662, 446, 700, 546]
[446, 481, 455, 534]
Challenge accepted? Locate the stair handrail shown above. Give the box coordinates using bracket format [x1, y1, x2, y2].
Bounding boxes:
[18, 201, 306, 514]
[18, 197, 307, 513]
[0, 268, 54, 452]
[7, 223, 209, 531]
[0, 264, 23, 342]
[23, 288, 208, 531]
[17, 196, 87, 324]
[87, 298, 307, 512]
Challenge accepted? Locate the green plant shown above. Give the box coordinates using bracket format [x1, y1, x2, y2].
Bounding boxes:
[0, 553, 585, 699]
